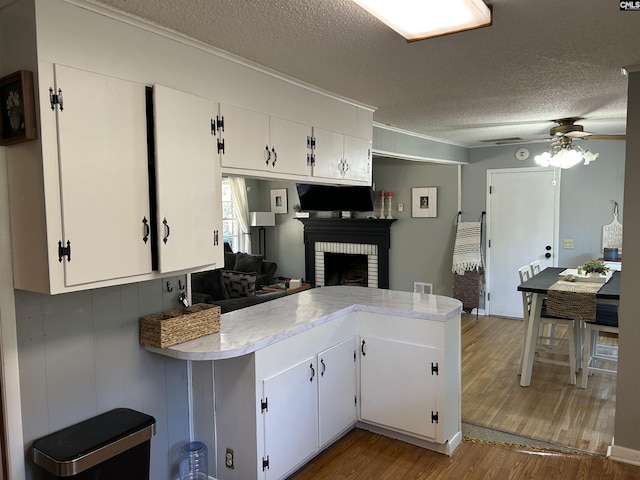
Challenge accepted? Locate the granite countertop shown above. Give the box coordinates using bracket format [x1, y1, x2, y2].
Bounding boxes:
[145, 286, 462, 361]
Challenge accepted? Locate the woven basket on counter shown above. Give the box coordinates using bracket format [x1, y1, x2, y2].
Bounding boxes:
[139, 303, 221, 348]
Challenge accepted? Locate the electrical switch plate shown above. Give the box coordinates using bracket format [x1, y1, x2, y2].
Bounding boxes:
[563, 239, 575, 249]
[398, 203, 404, 212]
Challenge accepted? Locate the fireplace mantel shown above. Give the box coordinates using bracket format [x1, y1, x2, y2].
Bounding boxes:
[297, 218, 397, 288]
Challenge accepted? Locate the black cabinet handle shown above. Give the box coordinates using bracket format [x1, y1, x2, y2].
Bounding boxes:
[320, 358, 326, 376]
[361, 339, 366, 356]
[162, 218, 170, 244]
[264, 145, 271, 166]
[142, 217, 149, 244]
[271, 147, 277, 167]
[309, 363, 315, 382]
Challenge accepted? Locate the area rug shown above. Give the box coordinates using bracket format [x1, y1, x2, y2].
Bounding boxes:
[461, 422, 593, 455]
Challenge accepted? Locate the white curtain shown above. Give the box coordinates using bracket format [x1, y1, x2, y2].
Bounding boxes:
[229, 176, 251, 253]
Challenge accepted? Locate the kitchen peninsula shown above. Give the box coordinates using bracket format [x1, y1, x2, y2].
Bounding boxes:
[147, 286, 462, 480]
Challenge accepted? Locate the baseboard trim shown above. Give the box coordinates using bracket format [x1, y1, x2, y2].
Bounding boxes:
[356, 421, 462, 456]
[607, 438, 640, 466]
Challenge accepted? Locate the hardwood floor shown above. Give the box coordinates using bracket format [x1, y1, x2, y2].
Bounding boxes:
[461, 313, 617, 454]
[288, 313, 625, 479]
[287, 428, 640, 480]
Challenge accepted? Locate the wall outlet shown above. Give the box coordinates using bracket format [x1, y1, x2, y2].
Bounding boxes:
[398, 203, 404, 212]
[563, 239, 575, 249]
[225, 448, 234, 469]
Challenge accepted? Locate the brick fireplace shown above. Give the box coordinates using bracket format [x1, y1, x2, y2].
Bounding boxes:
[297, 218, 396, 289]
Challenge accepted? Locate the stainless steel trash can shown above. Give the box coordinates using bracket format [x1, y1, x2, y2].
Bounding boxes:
[32, 408, 156, 479]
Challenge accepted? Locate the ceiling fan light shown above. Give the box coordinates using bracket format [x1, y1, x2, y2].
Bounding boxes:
[581, 149, 599, 165]
[534, 151, 551, 167]
[352, 0, 492, 41]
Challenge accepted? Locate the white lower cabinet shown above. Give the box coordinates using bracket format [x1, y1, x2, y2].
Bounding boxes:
[262, 357, 319, 480]
[356, 311, 461, 450]
[318, 338, 358, 447]
[359, 336, 438, 440]
[210, 311, 459, 480]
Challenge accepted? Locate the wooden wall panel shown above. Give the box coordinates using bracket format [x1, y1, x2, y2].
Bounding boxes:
[15, 277, 190, 480]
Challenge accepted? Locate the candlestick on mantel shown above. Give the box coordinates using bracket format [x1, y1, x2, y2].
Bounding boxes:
[386, 192, 393, 219]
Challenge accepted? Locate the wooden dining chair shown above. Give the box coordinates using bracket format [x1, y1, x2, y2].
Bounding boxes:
[517, 265, 578, 385]
[580, 304, 619, 388]
[529, 260, 541, 275]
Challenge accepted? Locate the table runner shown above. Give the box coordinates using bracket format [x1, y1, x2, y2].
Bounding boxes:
[546, 280, 601, 320]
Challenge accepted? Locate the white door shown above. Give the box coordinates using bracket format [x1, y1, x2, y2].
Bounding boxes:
[486, 168, 559, 317]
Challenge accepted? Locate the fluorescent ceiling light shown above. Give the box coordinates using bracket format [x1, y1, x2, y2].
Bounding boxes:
[352, 0, 492, 41]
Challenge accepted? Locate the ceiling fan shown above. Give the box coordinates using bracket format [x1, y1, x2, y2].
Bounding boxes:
[494, 118, 626, 146]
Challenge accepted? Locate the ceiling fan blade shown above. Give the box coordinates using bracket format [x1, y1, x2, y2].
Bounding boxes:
[494, 137, 552, 146]
[583, 134, 626, 140]
[564, 130, 592, 139]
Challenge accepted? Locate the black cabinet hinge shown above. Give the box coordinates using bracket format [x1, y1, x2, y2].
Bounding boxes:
[431, 362, 439, 376]
[262, 455, 269, 471]
[431, 411, 439, 424]
[217, 138, 225, 154]
[354, 394, 357, 406]
[58, 240, 71, 262]
[216, 115, 224, 132]
[210, 118, 216, 135]
[49, 87, 64, 111]
[261, 398, 268, 413]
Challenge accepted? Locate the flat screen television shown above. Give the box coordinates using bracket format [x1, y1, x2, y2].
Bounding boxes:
[295, 184, 375, 212]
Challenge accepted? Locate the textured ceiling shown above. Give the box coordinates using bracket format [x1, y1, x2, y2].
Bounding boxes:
[91, 0, 640, 148]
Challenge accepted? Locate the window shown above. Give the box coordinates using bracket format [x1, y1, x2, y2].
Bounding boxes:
[221, 177, 239, 251]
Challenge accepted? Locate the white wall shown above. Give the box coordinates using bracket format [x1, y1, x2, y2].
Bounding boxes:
[613, 69, 640, 456]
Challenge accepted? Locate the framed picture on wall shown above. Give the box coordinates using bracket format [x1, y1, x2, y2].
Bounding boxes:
[270, 188, 288, 214]
[0, 70, 37, 146]
[412, 187, 437, 218]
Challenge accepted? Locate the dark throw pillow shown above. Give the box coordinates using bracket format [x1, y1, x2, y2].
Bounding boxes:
[191, 269, 229, 301]
[222, 271, 257, 298]
[224, 252, 237, 270]
[234, 252, 264, 274]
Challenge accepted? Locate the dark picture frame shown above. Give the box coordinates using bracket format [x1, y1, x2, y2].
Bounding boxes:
[0, 70, 37, 146]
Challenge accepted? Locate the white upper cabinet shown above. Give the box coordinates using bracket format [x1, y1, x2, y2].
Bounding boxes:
[268, 116, 312, 177]
[218, 104, 311, 178]
[8, 63, 153, 293]
[218, 103, 270, 172]
[153, 85, 223, 273]
[6, 66, 224, 294]
[311, 127, 372, 184]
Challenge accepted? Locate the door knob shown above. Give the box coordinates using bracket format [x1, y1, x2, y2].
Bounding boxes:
[545, 253, 551, 258]
[545, 245, 552, 251]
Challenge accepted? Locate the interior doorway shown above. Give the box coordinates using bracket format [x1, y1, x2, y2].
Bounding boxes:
[485, 167, 560, 317]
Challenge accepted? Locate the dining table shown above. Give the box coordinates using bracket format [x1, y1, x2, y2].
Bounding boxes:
[517, 266, 621, 387]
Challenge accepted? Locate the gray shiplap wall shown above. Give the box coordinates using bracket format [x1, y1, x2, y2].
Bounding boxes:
[16, 276, 191, 480]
